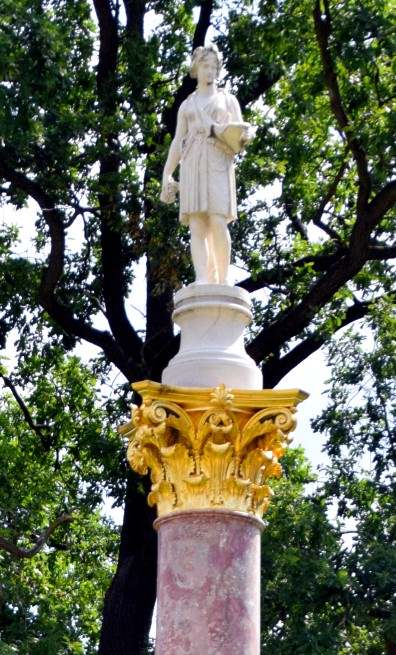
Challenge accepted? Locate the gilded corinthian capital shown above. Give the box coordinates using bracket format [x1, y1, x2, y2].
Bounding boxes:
[120, 381, 307, 518]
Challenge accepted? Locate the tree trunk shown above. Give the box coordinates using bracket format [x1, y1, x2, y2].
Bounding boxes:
[99, 471, 157, 655]
[386, 640, 396, 655]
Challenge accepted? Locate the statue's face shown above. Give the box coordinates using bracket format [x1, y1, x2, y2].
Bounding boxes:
[197, 52, 218, 85]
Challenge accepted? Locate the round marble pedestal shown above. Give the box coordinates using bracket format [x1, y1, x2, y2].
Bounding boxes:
[162, 284, 262, 388]
[154, 509, 264, 655]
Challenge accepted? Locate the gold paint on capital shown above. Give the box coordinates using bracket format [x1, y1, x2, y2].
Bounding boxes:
[120, 381, 307, 518]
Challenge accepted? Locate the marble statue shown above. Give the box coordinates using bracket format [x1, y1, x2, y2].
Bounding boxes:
[160, 44, 254, 285]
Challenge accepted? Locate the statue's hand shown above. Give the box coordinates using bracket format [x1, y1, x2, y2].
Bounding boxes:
[240, 124, 257, 146]
[211, 124, 222, 139]
[160, 176, 179, 204]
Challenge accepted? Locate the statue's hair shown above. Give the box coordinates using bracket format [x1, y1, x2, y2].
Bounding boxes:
[189, 44, 222, 79]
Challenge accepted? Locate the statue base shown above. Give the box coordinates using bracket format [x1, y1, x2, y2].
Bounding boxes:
[162, 284, 262, 389]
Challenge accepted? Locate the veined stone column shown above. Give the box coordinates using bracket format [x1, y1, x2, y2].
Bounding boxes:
[154, 509, 262, 654]
[121, 381, 307, 655]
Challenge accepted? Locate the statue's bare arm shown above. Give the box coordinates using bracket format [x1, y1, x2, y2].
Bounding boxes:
[160, 108, 188, 203]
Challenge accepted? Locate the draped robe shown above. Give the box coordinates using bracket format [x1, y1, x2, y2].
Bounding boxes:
[177, 90, 243, 225]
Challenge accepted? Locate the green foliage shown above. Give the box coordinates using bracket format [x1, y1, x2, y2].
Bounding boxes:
[257, 299, 396, 654]
[1, 515, 117, 655]
[260, 450, 347, 654]
[0, 354, 120, 653]
[0, 0, 394, 652]
[310, 305, 396, 654]
[0, 0, 394, 350]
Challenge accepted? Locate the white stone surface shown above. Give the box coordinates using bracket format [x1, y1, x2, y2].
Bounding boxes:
[160, 44, 255, 285]
[162, 284, 262, 389]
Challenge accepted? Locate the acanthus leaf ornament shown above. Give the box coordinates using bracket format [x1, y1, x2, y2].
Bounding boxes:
[120, 381, 308, 519]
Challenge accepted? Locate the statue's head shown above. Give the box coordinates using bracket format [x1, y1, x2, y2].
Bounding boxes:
[189, 44, 222, 80]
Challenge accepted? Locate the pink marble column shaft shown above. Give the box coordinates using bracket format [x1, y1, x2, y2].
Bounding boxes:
[154, 509, 264, 655]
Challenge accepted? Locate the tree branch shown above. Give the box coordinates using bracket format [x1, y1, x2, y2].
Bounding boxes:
[367, 179, 396, 226]
[93, 0, 118, 58]
[192, 0, 214, 50]
[237, 67, 283, 112]
[310, 158, 348, 241]
[0, 513, 73, 559]
[349, 179, 396, 257]
[313, 0, 371, 214]
[161, 0, 214, 138]
[263, 299, 373, 387]
[238, 250, 345, 293]
[93, 0, 144, 363]
[242, 13, 395, 367]
[281, 186, 309, 239]
[246, 251, 364, 364]
[368, 243, 396, 260]
[123, 0, 145, 37]
[245, 177, 395, 365]
[0, 158, 136, 379]
[0, 154, 58, 211]
[0, 374, 49, 441]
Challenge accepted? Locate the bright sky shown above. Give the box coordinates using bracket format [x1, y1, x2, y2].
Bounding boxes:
[0, 201, 329, 479]
[0, 15, 332, 491]
[1, 197, 333, 648]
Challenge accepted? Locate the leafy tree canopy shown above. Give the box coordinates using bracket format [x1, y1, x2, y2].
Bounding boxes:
[0, 0, 394, 652]
[0, 354, 120, 654]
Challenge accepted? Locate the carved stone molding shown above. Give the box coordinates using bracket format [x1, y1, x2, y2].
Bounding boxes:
[120, 381, 308, 518]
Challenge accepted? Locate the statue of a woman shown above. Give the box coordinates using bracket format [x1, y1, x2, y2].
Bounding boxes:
[160, 44, 254, 285]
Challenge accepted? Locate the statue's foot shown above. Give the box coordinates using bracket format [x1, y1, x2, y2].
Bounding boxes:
[189, 279, 233, 287]
[190, 279, 210, 286]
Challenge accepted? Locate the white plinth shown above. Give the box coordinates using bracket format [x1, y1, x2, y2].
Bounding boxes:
[162, 284, 262, 389]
